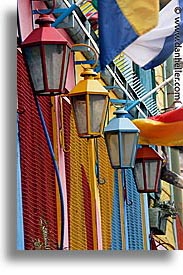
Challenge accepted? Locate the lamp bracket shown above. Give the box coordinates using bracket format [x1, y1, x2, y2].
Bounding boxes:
[71, 43, 98, 69]
[32, 8, 68, 15]
[109, 98, 140, 112]
[32, 0, 56, 15]
[97, 178, 106, 185]
[74, 60, 96, 66]
[32, 9, 74, 29]
[32, 0, 77, 29]
[95, 139, 106, 185]
[123, 186, 133, 206]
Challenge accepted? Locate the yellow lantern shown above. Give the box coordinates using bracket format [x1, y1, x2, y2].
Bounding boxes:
[68, 68, 109, 138]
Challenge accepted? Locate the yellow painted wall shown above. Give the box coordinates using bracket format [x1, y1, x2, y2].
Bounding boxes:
[72, 51, 120, 250]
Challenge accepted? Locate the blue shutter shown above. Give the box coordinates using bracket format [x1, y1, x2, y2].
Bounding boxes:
[124, 169, 144, 250]
[111, 170, 122, 250]
[137, 68, 153, 92]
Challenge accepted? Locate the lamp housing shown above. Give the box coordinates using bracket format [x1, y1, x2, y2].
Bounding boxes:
[104, 108, 139, 169]
[68, 68, 109, 138]
[134, 146, 163, 193]
[21, 14, 71, 96]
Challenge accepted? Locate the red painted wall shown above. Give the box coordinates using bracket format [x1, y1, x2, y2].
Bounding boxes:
[17, 50, 58, 249]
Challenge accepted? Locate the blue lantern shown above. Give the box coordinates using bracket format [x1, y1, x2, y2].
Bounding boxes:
[104, 108, 140, 169]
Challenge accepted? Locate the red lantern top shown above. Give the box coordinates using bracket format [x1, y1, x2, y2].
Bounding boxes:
[21, 14, 70, 47]
[135, 146, 163, 161]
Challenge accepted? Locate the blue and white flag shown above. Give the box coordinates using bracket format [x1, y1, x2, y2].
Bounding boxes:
[124, 0, 183, 70]
[98, 0, 159, 70]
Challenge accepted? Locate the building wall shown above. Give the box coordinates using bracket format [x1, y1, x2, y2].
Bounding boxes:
[17, 0, 183, 251]
[153, 62, 183, 250]
[17, 50, 58, 250]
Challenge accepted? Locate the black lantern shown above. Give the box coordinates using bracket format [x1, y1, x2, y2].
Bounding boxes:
[104, 108, 140, 169]
[68, 68, 109, 138]
[21, 14, 71, 96]
[134, 146, 163, 193]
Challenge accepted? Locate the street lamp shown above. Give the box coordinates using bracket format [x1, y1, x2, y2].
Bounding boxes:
[134, 146, 164, 193]
[104, 108, 140, 169]
[68, 67, 109, 138]
[21, 13, 71, 96]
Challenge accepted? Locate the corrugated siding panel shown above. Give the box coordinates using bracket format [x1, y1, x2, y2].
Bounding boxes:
[97, 137, 114, 250]
[111, 170, 122, 250]
[17, 51, 58, 250]
[81, 165, 94, 249]
[62, 100, 72, 249]
[125, 169, 144, 250]
[63, 100, 93, 250]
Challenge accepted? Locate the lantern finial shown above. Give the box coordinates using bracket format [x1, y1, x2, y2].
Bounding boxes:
[113, 108, 128, 117]
[80, 68, 98, 78]
[35, 14, 55, 27]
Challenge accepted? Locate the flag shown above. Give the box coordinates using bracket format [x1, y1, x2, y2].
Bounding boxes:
[133, 107, 183, 146]
[124, 0, 183, 70]
[98, 0, 159, 70]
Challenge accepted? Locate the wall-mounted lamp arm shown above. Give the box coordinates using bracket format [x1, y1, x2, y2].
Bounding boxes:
[108, 75, 173, 113]
[35, 0, 56, 15]
[71, 43, 98, 69]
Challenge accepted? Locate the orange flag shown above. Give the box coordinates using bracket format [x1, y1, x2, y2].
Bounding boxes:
[133, 107, 183, 146]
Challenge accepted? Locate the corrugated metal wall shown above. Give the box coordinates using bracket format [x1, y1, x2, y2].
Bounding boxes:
[111, 170, 122, 250]
[125, 169, 144, 250]
[63, 99, 93, 250]
[17, 49, 146, 250]
[97, 137, 114, 249]
[17, 51, 58, 250]
[62, 99, 125, 250]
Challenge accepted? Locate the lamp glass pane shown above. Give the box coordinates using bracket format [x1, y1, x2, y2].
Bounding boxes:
[121, 133, 137, 166]
[61, 46, 70, 91]
[24, 46, 44, 91]
[72, 95, 87, 134]
[45, 45, 64, 90]
[145, 160, 158, 189]
[89, 95, 106, 132]
[134, 162, 144, 190]
[105, 133, 119, 167]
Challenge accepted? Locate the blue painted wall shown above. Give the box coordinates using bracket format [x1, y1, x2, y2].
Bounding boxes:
[16, 118, 24, 250]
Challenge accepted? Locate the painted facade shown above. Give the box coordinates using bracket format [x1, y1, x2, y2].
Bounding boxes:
[17, 0, 183, 250]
